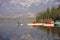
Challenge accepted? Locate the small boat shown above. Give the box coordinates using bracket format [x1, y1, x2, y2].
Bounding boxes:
[17, 21, 23, 27]
[17, 21, 20, 27]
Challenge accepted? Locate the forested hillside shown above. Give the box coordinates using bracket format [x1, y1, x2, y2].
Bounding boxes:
[36, 5, 60, 37]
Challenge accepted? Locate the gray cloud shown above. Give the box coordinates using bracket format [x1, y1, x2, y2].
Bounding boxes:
[54, 0, 60, 5]
[9, 0, 54, 7]
[0, 0, 3, 6]
[0, 0, 55, 16]
[55, 0, 60, 2]
[0, 0, 6, 6]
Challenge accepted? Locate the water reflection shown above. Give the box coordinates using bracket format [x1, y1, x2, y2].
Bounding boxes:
[0, 19, 60, 40]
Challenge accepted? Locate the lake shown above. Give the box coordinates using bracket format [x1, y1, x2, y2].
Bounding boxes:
[0, 17, 59, 40]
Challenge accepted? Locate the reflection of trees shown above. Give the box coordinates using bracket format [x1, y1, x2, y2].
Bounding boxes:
[36, 5, 60, 37]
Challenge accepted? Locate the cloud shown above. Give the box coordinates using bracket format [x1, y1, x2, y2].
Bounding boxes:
[0, 0, 55, 16]
[54, 0, 60, 5]
[1, 0, 54, 8]
[55, 0, 60, 2]
[54, 2, 60, 5]
[10, 0, 40, 7]
[0, 0, 4, 6]
[9, 0, 54, 7]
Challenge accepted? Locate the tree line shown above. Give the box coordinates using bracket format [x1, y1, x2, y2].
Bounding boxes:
[36, 5, 60, 22]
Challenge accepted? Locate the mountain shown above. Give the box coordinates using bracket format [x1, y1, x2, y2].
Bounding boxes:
[10, 12, 36, 18]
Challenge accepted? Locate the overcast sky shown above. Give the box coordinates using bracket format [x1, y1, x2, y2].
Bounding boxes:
[0, 0, 60, 16]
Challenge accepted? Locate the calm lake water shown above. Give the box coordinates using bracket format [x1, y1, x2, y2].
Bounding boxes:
[0, 17, 59, 40]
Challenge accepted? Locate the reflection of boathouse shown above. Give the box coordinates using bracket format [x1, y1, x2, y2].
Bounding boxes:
[55, 19, 60, 26]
